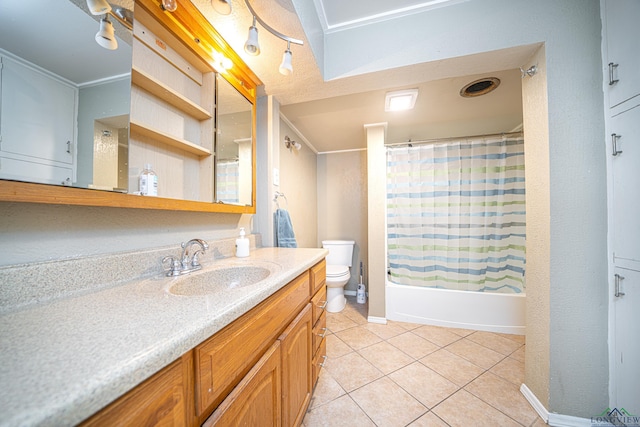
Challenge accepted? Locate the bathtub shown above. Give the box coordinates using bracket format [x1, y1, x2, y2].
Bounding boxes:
[385, 281, 526, 335]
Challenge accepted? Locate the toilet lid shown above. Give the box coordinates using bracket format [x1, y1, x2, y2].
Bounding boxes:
[326, 265, 349, 277]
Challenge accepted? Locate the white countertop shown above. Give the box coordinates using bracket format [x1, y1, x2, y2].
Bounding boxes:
[0, 247, 327, 427]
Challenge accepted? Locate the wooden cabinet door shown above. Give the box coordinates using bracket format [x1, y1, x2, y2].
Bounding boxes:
[279, 304, 312, 427]
[203, 342, 282, 427]
[80, 353, 194, 427]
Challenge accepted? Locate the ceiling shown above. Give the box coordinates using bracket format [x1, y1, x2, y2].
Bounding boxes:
[196, 0, 527, 152]
[0, 0, 528, 153]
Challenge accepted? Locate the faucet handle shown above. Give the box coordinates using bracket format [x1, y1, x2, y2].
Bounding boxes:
[162, 256, 182, 276]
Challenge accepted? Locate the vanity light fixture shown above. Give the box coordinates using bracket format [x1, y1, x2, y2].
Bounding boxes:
[213, 0, 304, 75]
[284, 136, 301, 151]
[95, 15, 118, 50]
[212, 51, 233, 72]
[385, 89, 419, 112]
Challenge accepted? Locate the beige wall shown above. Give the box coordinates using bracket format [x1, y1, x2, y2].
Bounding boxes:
[278, 120, 318, 249]
[317, 150, 368, 293]
[522, 45, 551, 408]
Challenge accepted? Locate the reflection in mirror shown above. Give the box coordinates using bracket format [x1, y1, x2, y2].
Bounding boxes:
[215, 74, 253, 206]
[0, 0, 133, 192]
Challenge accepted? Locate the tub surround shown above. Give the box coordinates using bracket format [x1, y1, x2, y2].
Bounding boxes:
[0, 242, 327, 427]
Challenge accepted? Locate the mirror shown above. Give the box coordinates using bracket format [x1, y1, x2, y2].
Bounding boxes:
[0, 0, 133, 191]
[216, 74, 253, 206]
[0, 0, 261, 214]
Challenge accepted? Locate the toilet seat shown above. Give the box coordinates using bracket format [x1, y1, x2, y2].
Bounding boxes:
[326, 265, 349, 280]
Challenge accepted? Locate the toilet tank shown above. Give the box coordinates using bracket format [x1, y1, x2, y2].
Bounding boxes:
[322, 240, 355, 267]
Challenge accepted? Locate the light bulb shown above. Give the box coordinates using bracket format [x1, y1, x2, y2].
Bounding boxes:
[86, 0, 111, 15]
[244, 25, 260, 56]
[95, 17, 117, 50]
[279, 49, 293, 76]
[161, 0, 177, 12]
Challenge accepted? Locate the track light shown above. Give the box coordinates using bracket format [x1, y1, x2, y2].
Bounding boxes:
[211, 0, 232, 15]
[244, 17, 260, 56]
[279, 42, 293, 76]
[223, 0, 303, 77]
[95, 15, 117, 50]
[87, 0, 111, 15]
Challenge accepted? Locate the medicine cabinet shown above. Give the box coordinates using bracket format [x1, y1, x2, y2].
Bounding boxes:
[0, 0, 260, 214]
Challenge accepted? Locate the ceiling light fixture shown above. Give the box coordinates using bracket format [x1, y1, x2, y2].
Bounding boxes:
[213, 0, 304, 76]
[211, 0, 232, 15]
[385, 89, 419, 112]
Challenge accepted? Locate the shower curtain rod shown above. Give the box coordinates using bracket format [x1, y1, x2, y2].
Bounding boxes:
[384, 131, 524, 147]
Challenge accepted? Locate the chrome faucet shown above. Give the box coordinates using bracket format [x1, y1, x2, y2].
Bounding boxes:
[163, 238, 209, 276]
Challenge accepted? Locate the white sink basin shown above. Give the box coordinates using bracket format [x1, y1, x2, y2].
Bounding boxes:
[168, 265, 273, 296]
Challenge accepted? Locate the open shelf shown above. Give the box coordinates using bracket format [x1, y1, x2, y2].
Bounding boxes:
[130, 120, 212, 157]
[132, 67, 212, 121]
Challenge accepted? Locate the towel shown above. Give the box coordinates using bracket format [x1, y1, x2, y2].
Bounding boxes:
[275, 208, 297, 248]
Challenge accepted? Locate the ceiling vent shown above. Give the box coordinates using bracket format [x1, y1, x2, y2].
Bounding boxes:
[460, 77, 500, 98]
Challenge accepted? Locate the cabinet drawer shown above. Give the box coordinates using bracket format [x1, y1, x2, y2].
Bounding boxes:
[311, 285, 327, 325]
[195, 272, 310, 418]
[312, 310, 327, 355]
[309, 259, 326, 296]
[312, 337, 327, 387]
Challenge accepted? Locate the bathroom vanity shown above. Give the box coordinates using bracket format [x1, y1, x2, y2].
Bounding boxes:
[0, 248, 327, 427]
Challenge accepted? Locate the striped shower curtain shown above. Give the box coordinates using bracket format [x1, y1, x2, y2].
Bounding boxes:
[386, 134, 526, 293]
[216, 160, 239, 203]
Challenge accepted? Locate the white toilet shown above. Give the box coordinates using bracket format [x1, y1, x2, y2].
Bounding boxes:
[322, 240, 355, 313]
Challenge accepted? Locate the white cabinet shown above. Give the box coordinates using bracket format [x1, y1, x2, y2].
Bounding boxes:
[603, 0, 640, 109]
[602, 0, 640, 412]
[0, 54, 76, 185]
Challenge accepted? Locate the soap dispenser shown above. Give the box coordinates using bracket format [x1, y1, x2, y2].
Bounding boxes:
[235, 228, 250, 257]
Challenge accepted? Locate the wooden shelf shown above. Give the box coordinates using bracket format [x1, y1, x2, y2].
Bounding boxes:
[130, 120, 212, 157]
[132, 67, 212, 121]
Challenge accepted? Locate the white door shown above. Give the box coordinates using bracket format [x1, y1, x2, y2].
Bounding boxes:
[613, 267, 640, 412]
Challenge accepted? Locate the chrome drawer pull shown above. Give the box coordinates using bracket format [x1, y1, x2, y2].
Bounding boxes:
[608, 62, 619, 86]
[316, 327, 327, 339]
[612, 133, 622, 156]
[317, 301, 327, 310]
[615, 273, 625, 298]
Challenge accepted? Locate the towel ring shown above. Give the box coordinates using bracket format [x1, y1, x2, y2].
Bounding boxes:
[274, 191, 288, 209]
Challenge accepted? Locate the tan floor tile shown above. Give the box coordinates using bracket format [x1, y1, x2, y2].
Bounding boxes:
[445, 338, 505, 369]
[363, 321, 407, 340]
[433, 389, 520, 427]
[412, 325, 463, 347]
[389, 362, 459, 409]
[323, 351, 383, 392]
[308, 369, 346, 410]
[350, 377, 427, 427]
[341, 303, 369, 325]
[530, 415, 548, 426]
[408, 411, 450, 427]
[387, 319, 422, 331]
[303, 394, 376, 427]
[358, 341, 414, 374]
[466, 331, 523, 355]
[510, 345, 526, 363]
[326, 334, 353, 358]
[465, 372, 539, 426]
[448, 327, 476, 337]
[326, 312, 358, 333]
[388, 331, 441, 359]
[335, 326, 382, 350]
[420, 348, 485, 387]
[501, 333, 526, 345]
[490, 355, 525, 386]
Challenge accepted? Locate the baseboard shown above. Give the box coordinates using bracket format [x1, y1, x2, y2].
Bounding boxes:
[344, 290, 356, 296]
[520, 383, 549, 423]
[520, 384, 592, 427]
[367, 316, 387, 324]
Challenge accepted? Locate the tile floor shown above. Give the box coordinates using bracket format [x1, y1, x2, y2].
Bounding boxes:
[303, 296, 545, 427]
